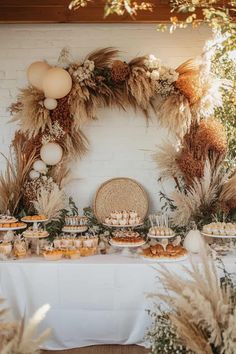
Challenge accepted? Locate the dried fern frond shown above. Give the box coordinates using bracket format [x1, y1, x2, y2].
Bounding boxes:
[155, 94, 193, 138]
[86, 47, 119, 68]
[155, 246, 236, 353]
[153, 140, 182, 179]
[0, 132, 36, 214]
[33, 184, 68, 221]
[10, 87, 51, 138]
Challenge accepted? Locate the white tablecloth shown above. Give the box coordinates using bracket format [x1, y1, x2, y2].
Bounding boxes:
[0, 254, 235, 350]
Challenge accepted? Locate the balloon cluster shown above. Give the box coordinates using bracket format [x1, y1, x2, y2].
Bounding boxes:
[27, 61, 71, 178]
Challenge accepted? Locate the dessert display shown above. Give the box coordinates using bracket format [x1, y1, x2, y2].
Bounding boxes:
[104, 210, 142, 227]
[43, 249, 63, 261]
[62, 216, 88, 233]
[0, 214, 17, 224]
[142, 243, 187, 261]
[0, 222, 26, 229]
[110, 230, 145, 247]
[148, 213, 175, 239]
[0, 242, 12, 256]
[13, 239, 27, 258]
[22, 215, 48, 222]
[149, 226, 175, 238]
[23, 228, 49, 238]
[202, 222, 236, 237]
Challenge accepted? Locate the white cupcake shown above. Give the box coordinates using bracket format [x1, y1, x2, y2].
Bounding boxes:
[105, 217, 111, 225]
[110, 211, 117, 219]
[129, 218, 136, 225]
[119, 219, 127, 226]
[123, 210, 129, 219]
[116, 211, 123, 220]
[130, 210, 137, 218]
[74, 238, 82, 247]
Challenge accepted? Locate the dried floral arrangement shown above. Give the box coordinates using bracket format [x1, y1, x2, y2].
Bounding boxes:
[147, 247, 236, 354]
[0, 297, 50, 353]
[4, 45, 223, 236]
[154, 39, 236, 230]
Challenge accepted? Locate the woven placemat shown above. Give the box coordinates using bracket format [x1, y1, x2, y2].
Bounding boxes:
[94, 177, 149, 223]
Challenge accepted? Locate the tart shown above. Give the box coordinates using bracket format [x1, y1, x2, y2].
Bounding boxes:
[43, 249, 63, 261]
[22, 215, 47, 221]
[202, 222, 236, 236]
[0, 222, 26, 229]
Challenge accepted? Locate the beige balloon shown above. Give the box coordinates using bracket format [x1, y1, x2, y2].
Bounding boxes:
[27, 61, 51, 90]
[43, 67, 72, 99]
[40, 142, 63, 166]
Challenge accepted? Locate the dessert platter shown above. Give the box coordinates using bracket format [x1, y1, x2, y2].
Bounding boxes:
[142, 242, 188, 262]
[103, 210, 143, 228]
[202, 222, 236, 238]
[62, 216, 88, 234]
[21, 214, 48, 229]
[22, 227, 49, 256]
[109, 229, 146, 256]
[52, 234, 99, 258]
[201, 222, 236, 256]
[0, 214, 27, 243]
[148, 214, 175, 240]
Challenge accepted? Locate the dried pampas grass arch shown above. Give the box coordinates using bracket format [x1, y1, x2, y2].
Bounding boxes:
[5, 46, 223, 216]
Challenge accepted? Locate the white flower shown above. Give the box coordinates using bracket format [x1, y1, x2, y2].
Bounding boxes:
[150, 70, 160, 80]
[144, 54, 161, 70]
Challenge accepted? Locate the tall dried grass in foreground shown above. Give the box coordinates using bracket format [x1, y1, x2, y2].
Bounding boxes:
[154, 247, 236, 354]
[0, 298, 50, 353]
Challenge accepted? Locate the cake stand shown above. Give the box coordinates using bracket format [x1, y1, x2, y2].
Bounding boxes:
[107, 223, 146, 257]
[0, 224, 27, 242]
[21, 218, 49, 230]
[23, 232, 49, 256]
[62, 226, 88, 235]
[201, 232, 236, 256]
[147, 233, 175, 241]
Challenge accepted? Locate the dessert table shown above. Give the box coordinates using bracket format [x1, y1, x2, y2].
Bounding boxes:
[0, 254, 235, 350]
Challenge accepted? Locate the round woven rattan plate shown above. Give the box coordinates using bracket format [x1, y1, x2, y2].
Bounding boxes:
[94, 177, 149, 223]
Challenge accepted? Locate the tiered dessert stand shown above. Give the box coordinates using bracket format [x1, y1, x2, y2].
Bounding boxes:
[62, 225, 88, 236]
[21, 217, 49, 256]
[147, 214, 175, 242]
[0, 223, 27, 242]
[105, 223, 146, 256]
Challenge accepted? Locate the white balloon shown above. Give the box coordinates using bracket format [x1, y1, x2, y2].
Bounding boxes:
[33, 159, 47, 173]
[40, 142, 63, 166]
[43, 98, 58, 110]
[29, 170, 40, 180]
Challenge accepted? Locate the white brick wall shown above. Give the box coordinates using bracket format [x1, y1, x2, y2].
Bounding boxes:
[0, 24, 211, 212]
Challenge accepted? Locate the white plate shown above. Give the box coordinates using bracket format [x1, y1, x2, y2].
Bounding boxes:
[142, 254, 188, 263]
[23, 233, 49, 239]
[109, 240, 146, 248]
[0, 225, 27, 231]
[147, 233, 175, 239]
[62, 227, 88, 233]
[21, 218, 49, 223]
[201, 232, 236, 239]
[103, 223, 143, 228]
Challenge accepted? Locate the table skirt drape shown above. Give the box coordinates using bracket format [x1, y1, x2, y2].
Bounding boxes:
[0, 254, 235, 350]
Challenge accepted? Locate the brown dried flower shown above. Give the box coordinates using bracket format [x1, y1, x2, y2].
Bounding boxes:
[177, 148, 205, 185]
[111, 60, 130, 82]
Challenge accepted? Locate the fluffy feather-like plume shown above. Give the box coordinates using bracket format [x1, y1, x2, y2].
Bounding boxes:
[10, 87, 51, 138]
[219, 172, 236, 206]
[0, 298, 50, 354]
[153, 246, 236, 353]
[171, 160, 226, 226]
[155, 94, 193, 138]
[86, 47, 119, 68]
[153, 140, 182, 179]
[33, 184, 68, 221]
[0, 132, 36, 214]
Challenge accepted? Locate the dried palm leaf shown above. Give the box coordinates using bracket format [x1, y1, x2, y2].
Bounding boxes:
[0, 132, 36, 214]
[49, 159, 71, 188]
[154, 246, 236, 353]
[61, 127, 89, 159]
[10, 87, 51, 138]
[153, 140, 182, 180]
[33, 184, 68, 221]
[86, 47, 119, 68]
